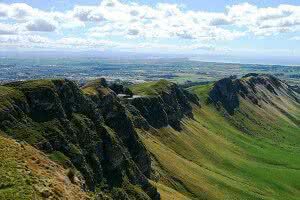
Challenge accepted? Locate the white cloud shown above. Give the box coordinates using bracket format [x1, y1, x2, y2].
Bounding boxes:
[102, 0, 119, 8]
[0, 35, 113, 49]
[226, 3, 257, 26]
[25, 19, 57, 32]
[0, 3, 82, 30]
[81, 1, 245, 41]
[226, 3, 300, 36]
[130, 10, 139, 16]
[27, 35, 51, 43]
[1, 1, 300, 51]
[127, 28, 139, 36]
[0, 34, 220, 53]
[56, 37, 116, 48]
[0, 4, 9, 17]
[0, 35, 52, 48]
[209, 14, 232, 26]
[9, 3, 35, 20]
[0, 35, 20, 44]
[0, 23, 18, 35]
[73, 6, 106, 22]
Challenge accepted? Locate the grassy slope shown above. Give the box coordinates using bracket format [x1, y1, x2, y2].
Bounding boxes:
[0, 85, 25, 111]
[0, 133, 89, 200]
[81, 79, 112, 96]
[136, 83, 300, 200]
[129, 80, 173, 96]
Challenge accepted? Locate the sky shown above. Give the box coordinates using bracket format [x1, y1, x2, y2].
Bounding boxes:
[0, 0, 300, 64]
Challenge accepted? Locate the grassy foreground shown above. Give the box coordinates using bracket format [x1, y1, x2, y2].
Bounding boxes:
[137, 84, 300, 200]
[0, 133, 89, 200]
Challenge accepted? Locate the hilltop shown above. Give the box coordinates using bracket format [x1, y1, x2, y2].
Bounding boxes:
[0, 74, 299, 199]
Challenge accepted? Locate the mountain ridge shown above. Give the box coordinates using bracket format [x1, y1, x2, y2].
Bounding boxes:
[0, 74, 299, 199]
[0, 79, 160, 199]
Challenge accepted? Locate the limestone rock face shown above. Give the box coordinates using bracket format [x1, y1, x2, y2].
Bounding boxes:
[0, 79, 159, 199]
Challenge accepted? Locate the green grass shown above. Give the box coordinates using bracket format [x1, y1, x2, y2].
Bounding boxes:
[81, 79, 113, 97]
[82, 86, 111, 96]
[138, 83, 300, 200]
[129, 80, 174, 96]
[82, 86, 98, 96]
[6, 79, 55, 92]
[0, 133, 90, 200]
[48, 151, 73, 168]
[150, 181, 190, 200]
[0, 79, 57, 112]
[0, 134, 37, 200]
[189, 83, 214, 102]
[0, 86, 26, 111]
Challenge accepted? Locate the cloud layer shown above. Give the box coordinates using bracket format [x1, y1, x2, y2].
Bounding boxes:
[0, 0, 299, 51]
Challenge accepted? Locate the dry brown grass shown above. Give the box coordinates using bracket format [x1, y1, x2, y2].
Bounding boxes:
[0, 133, 90, 200]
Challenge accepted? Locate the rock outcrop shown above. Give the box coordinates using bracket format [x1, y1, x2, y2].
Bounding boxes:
[208, 76, 246, 115]
[208, 74, 300, 115]
[128, 81, 200, 130]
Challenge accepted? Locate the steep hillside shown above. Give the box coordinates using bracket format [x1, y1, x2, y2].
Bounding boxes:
[0, 74, 299, 200]
[131, 74, 300, 200]
[0, 133, 89, 200]
[208, 74, 299, 139]
[0, 79, 159, 199]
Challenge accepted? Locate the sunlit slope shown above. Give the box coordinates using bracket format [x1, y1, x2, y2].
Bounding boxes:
[136, 76, 300, 200]
[0, 133, 89, 200]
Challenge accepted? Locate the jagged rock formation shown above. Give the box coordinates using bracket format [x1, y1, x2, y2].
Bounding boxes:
[208, 76, 246, 115]
[208, 74, 300, 115]
[83, 83, 152, 178]
[0, 79, 159, 199]
[128, 80, 200, 130]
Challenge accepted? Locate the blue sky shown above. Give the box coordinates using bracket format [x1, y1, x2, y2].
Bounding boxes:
[2, 0, 300, 11]
[0, 0, 300, 64]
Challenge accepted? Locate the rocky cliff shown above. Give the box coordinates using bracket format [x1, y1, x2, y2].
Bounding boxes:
[128, 80, 200, 130]
[0, 78, 198, 199]
[0, 79, 159, 199]
[208, 74, 300, 115]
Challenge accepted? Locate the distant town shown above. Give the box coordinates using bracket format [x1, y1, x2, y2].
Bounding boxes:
[1, 57, 299, 86]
